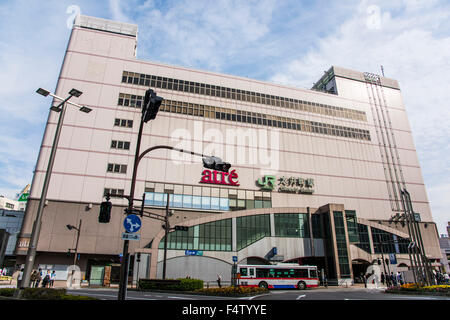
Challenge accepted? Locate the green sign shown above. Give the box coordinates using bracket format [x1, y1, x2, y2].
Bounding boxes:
[257, 175, 314, 194]
[18, 193, 29, 202]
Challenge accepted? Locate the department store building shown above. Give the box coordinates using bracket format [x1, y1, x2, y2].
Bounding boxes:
[16, 15, 441, 285]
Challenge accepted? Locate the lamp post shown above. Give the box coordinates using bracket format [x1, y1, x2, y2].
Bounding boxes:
[21, 88, 91, 288]
[66, 219, 82, 267]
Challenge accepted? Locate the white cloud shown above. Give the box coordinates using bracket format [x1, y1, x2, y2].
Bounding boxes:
[270, 0, 450, 234]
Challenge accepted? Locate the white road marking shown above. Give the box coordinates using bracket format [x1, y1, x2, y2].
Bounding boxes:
[296, 295, 306, 300]
[168, 296, 195, 300]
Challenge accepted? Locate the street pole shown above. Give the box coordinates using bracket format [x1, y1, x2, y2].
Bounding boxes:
[22, 101, 69, 288]
[73, 219, 82, 267]
[163, 193, 170, 280]
[118, 105, 145, 301]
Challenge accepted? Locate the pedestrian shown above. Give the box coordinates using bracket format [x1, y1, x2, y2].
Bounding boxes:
[444, 273, 450, 284]
[42, 270, 51, 287]
[381, 272, 385, 285]
[50, 271, 56, 287]
[35, 268, 42, 288]
[390, 272, 397, 286]
[30, 270, 38, 288]
[397, 272, 403, 286]
[16, 268, 24, 288]
[217, 274, 222, 288]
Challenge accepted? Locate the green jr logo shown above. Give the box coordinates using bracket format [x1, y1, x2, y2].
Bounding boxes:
[257, 175, 277, 191]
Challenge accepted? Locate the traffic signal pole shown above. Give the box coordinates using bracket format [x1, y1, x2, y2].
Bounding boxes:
[115, 89, 232, 299]
[118, 105, 145, 301]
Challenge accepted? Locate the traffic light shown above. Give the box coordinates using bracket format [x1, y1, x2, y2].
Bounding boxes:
[202, 156, 231, 173]
[174, 226, 189, 231]
[99, 200, 112, 223]
[136, 253, 141, 263]
[143, 89, 163, 122]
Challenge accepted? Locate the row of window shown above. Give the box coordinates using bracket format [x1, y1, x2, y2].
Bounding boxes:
[114, 118, 133, 128]
[107, 163, 127, 174]
[160, 213, 325, 252]
[121, 71, 367, 122]
[160, 219, 232, 251]
[143, 192, 272, 212]
[111, 140, 130, 150]
[145, 182, 272, 201]
[118, 94, 371, 141]
[103, 188, 124, 196]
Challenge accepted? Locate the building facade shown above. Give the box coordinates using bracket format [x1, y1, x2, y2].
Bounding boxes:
[16, 15, 441, 286]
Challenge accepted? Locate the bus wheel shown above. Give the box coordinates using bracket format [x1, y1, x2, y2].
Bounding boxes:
[297, 281, 306, 290]
[258, 281, 268, 289]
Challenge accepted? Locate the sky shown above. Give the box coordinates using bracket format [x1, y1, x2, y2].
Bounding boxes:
[0, 0, 448, 234]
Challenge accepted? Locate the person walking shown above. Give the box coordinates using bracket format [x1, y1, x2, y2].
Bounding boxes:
[30, 270, 38, 288]
[50, 271, 56, 287]
[217, 274, 222, 288]
[42, 270, 51, 288]
[16, 268, 24, 288]
[35, 268, 43, 288]
[397, 272, 403, 286]
[381, 272, 385, 286]
[390, 272, 397, 286]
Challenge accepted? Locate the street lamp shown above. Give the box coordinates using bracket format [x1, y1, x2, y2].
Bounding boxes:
[21, 88, 91, 288]
[66, 219, 82, 267]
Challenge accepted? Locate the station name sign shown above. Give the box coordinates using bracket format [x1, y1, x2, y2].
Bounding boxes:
[257, 175, 314, 194]
[200, 169, 240, 186]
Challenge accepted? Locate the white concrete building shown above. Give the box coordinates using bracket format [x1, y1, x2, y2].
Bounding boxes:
[17, 15, 441, 286]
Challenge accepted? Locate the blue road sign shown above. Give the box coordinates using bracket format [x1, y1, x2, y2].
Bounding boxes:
[123, 214, 142, 233]
[185, 250, 203, 256]
[232, 256, 238, 263]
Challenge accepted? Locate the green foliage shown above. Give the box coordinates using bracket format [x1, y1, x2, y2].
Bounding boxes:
[138, 278, 204, 291]
[21, 288, 67, 300]
[0, 288, 16, 297]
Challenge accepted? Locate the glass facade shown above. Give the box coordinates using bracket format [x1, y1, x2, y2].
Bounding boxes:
[355, 223, 371, 253]
[371, 227, 409, 254]
[144, 182, 271, 212]
[345, 210, 359, 243]
[0, 210, 25, 255]
[274, 213, 310, 238]
[333, 211, 351, 278]
[236, 215, 271, 251]
[159, 219, 232, 251]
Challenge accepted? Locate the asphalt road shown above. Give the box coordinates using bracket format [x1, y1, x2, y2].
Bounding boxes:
[67, 287, 450, 301]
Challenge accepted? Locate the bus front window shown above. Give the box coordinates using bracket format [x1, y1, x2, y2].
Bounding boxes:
[309, 269, 318, 278]
[240, 268, 248, 277]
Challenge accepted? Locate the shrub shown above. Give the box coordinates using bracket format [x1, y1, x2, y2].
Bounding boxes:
[21, 288, 67, 300]
[0, 288, 16, 297]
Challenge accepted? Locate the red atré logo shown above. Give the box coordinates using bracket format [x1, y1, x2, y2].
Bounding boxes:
[200, 169, 240, 186]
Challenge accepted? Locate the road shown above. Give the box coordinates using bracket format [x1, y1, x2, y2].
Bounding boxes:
[67, 287, 450, 301]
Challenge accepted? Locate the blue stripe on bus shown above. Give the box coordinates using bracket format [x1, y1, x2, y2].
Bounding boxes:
[272, 285, 296, 289]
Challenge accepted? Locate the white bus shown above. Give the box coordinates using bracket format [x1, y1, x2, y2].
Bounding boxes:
[237, 264, 319, 290]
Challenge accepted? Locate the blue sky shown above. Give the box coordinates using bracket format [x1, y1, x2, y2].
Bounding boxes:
[0, 0, 448, 234]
